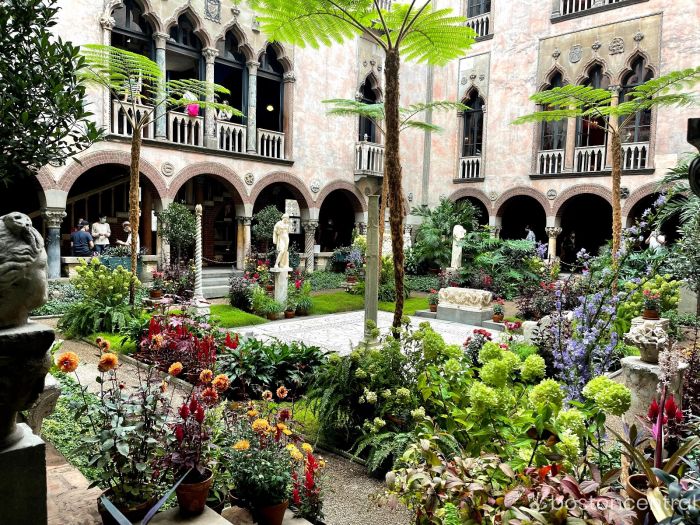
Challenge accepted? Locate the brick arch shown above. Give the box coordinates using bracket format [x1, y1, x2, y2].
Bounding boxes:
[167, 162, 249, 204]
[35, 165, 55, 193]
[552, 184, 613, 218]
[56, 150, 166, 201]
[622, 182, 662, 217]
[494, 187, 550, 217]
[249, 172, 313, 210]
[315, 181, 367, 213]
[447, 187, 492, 215]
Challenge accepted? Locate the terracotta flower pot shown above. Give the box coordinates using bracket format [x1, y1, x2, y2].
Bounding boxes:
[255, 500, 289, 525]
[429, 304, 437, 312]
[347, 275, 357, 283]
[284, 310, 295, 319]
[149, 289, 163, 299]
[625, 473, 652, 523]
[492, 314, 504, 323]
[176, 469, 214, 516]
[267, 312, 279, 320]
[97, 490, 156, 525]
[643, 308, 660, 320]
[265, 284, 274, 292]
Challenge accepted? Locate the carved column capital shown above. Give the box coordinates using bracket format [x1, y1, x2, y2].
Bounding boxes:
[546, 226, 562, 239]
[99, 15, 116, 30]
[283, 72, 297, 84]
[301, 220, 319, 232]
[42, 208, 66, 229]
[153, 32, 170, 49]
[237, 216, 252, 226]
[246, 60, 260, 75]
[203, 47, 219, 64]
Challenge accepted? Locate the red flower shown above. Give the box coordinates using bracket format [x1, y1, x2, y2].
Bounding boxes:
[225, 332, 239, 349]
[279, 408, 291, 421]
[175, 425, 184, 442]
[675, 409, 684, 422]
[665, 395, 678, 416]
[295, 279, 301, 289]
[195, 406, 205, 423]
[189, 397, 199, 414]
[179, 404, 190, 420]
[648, 399, 659, 420]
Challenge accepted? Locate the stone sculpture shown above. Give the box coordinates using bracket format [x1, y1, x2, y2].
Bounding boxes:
[272, 214, 291, 269]
[450, 224, 467, 269]
[0, 212, 48, 329]
[438, 287, 492, 310]
[624, 320, 669, 364]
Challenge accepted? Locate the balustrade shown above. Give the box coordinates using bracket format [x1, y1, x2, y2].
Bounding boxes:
[168, 111, 204, 147]
[355, 141, 385, 176]
[537, 150, 564, 175]
[621, 142, 649, 170]
[257, 129, 285, 159]
[459, 156, 481, 179]
[111, 99, 155, 139]
[217, 121, 246, 153]
[575, 145, 605, 172]
[466, 12, 491, 38]
[560, 0, 625, 16]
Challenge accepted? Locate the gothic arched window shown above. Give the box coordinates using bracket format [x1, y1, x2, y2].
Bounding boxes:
[215, 32, 248, 124]
[462, 91, 484, 157]
[467, 0, 491, 17]
[112, 0, 153, 58]
[620, 57, 654, 143]
[257, 45, 284, 132]
[358, 77, 379, 143]
[166, 15, 203, 83]
[576, 64, 609, 148]
[540, 72, 566, 151]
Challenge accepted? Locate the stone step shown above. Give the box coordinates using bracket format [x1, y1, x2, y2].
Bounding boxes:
[414, 309, 437, 319]
[202, 276, 230, 287]
[202, 267, 238, 277]
[202, 285, 229, 299]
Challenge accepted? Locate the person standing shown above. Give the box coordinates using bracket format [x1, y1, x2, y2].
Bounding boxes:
[524, 225, 536, 243]
[91, 215, 111, 254]
[70, 220, 94, 257]
[116, 220, 140, 254]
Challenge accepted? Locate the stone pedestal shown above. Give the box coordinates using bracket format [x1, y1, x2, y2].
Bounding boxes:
[435, 287, 493, 326]
[630, 316, 669, 331]
[437, 305, 492, 326]
[522, 320, 539, 344]
[619, 356, 686, 420]
[1, 423, 47, 525]
[271, 267, 290, 309]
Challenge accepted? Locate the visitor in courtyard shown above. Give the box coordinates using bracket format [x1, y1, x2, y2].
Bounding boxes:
[561, 231, 577, 268]
[646, 229, 666, 251]
[70, 220, 94, 257]
[116, 220, 140, 254]
[524, 225, 536, 242]
[91, 215, 111, 254]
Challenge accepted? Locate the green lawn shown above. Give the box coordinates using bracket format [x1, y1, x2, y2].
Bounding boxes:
[88, 332, 136, 354]
[311, 291, 429, 316]
[210, 304, 268, 328]
[380, 296, 429, 316]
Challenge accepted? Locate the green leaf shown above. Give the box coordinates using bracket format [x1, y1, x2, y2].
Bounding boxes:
[116, 441, 129, 457]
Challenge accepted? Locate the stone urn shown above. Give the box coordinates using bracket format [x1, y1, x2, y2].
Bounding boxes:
[624, 320, 669, 364]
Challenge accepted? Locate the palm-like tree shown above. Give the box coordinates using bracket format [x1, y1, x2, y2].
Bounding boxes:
[249, 0, 475, 327]
[80, 45, 240, 304]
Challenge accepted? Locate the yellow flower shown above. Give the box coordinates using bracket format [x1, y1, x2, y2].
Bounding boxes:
[276, 386, 288, 399]
[159, 380, 168, 393]
[56, 352, 79, 373]
[252, 418, 271, 433]
[276, 423, 287, 431]
[212, 374, 230, 392]
[282, 429, 293, 436]
[247, 409, 259, 418]
[319, 459, 326, 468]
[233, 439, 250, 451]
[199, 369, 213, 383]
[301, 443, 313, 454]
[286, 444, 303, 461]
[168, 362, 183, 377]
[97, 352, 119, 373]
[152, 334, 164, 348]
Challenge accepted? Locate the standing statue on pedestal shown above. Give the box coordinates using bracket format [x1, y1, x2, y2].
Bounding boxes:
[450, 224, 467, 269]
[273, 214, 291, 269]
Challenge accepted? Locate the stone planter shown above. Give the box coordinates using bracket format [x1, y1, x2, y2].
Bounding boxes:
[624, 320, 669, 365]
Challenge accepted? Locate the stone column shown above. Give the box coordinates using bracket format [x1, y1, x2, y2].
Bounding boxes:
[153, 32, 169, 140]
[302, 220, 319, 273]
[192, 204, 209, 315]
[203, 47, 219, 149]
[364, 196, 379, 343]
[99, 15, 115, 131]
[489, 226, 501, 239]
[356, 222, 367, 235]
[157, 198, 173, 268]
[42, 208, 66, 279]
[242, 217, 252, 263]
[546, 226, 562, 261]
[246, 60, 259, 153]
[141, 189, 153, 254]
[605, 86, 621, 168]
[563, 116, 577, 172]
[282, 72, 296, 159]
[235, 217, 246, 270]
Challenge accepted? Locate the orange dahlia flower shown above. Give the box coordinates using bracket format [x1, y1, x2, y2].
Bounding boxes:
[97, 352, 119, 373]
[212, 374, 230, 392]
[168, 362, 183, 376]
[56, 352, 79, 373]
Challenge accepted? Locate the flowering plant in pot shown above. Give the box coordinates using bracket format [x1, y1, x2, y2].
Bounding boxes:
[428, 289, 439, 312]
[56, 339, 172, 523]
[291, 445, 327, 523]
[150, 270, 165, 298]
[642, 289, 661, 319]
[345, 262, 359, 283]
[492, 298, 505, 322]
[295, 281, 313, 316]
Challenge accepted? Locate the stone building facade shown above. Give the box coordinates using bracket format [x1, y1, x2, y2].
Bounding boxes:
[3, 0, 698, 277]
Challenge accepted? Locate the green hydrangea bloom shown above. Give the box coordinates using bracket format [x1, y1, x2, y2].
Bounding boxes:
[521, 354, 546, 383]
[583, 377, 631, 416]
[422, 329, 447, 361]
[529, 379, 564, 411]
[479, 341, 503, 364]
[480, 359, 510, 388]
[495, 387, 516, 411]
[355, 367, 368, 380]
[468, 382, 499, 413]
[372, 417, 386, 431]
[411, 406, 426, 420]
[557, 408, 586, 437]
[396, 387, 411, 400]
[557, 429, 582, 465]
[501, 351, 520, 374]
[443, 358, 462, 377]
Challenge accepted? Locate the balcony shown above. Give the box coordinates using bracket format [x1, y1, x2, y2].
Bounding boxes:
[554, 0, 649, 20]
[111, 100, 155, 139]
[168, 112, 204, 147]
[537, 150, 564, 175]
[257, 129, 285, 159]
[354, 141, 384, 179]
[466, 12, 491, 40]
[575, 145, 605, 172]
[458, 156, 481, 179]
[621, 142, 649, 170]
[218, 121, 246, 154]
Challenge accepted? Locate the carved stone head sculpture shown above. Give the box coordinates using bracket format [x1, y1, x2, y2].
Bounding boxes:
[0, 212, 48, 329]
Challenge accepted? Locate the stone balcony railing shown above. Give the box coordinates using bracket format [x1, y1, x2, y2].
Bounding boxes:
[537, 149, 564, 175]
[466, 12, 491, 39]
[458, 155, 482, 179]
[575, 145, 606, 172]
[355, 141, 384, 178]
[559, 0, 628, 16]
[110, 99, 285, 160]
[622, 141, 649, 170]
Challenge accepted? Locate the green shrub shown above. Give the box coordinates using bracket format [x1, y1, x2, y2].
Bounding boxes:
[616, 274, 681, 334]
[30, 281, 83, 316]
[252, 205, 283, 245]
[159, 202, 196, 264]
[307, 271, 346, 290]
[406, 274, 439, 292]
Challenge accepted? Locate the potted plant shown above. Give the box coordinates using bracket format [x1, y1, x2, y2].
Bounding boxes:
[428, 289, 439, 312]
[101, 244, 142, 275]
[56, 340, 171, 523]
[255, 260, 273, 292]
[345, 262, 358, 283]
[285, 279, 303, 319]
[264, 299, 284, 321]
[492, 298, 505, 322]
[295, 282, 313, 316]
[151, 270, 165, 298]
[642, 289, 661, 319]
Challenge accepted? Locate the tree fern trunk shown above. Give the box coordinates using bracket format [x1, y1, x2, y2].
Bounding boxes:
[129, 129, 142, 305]
[384, 49, 405, 328]
[611, 131, 622, 262]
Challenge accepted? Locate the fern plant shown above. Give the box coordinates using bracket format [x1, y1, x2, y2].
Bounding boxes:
[513, 67, 700, 261]
[249, 0, 476, 327]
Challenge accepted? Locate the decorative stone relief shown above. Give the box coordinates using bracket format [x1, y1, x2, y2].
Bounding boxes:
[552, 49, 561, 59]
[621, 187, 630, 199]
[591, 41, 602, 52]
[609, 37, 624, 55]
[460, 76, 468, 85]
[633, 31, 644, 43]
[161, 162, 175, 177]
[624, 321, 669, 364]
[244, 172, 255, 185]
[546, 189, 557, 200]
[99, 15, 116, 30]
[310, 180, 321, 193]
[231, 5, 241, 16]
[204, 0, 222, 23]
[545, 226, 562, 239]
[438, 287, 493, 309]
[407, 192, 413, 202]
[489, 191, 498, 201]
[568, 45, 583, 63]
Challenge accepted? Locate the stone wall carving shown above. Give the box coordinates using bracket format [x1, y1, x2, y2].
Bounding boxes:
[438, 287, 492, 310]
[458, 52, 491, 100]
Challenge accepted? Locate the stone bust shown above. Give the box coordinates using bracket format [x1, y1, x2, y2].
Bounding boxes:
[0, 212, 48, 329]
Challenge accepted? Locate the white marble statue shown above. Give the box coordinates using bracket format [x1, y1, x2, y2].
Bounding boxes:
[438, 287, 492, 310]
[273, 214, 291, 269]
[450, 224, 467, 269]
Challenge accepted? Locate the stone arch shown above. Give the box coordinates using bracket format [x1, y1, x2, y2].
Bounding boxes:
[258, 41, 293, 73]
[619, 50, 658, 84]
[315, 181, 367, 213]
[167, 162, 249, 204]
[539, 65, 569, 91]
[215, 20, 255, 62]
[35, 166, 55, 194]
[163, 4, 212, 48]
[622, 181, 663, 217]
[448, 187, 492, 214]
[360, 71, 383, 101]
[104, 0, 163, 33]
[552, 184, 612, 218]
[55, 150, 166, 200]
[249, 172, 313, 210]
[461, 85, 484, 104]
[494, 187, 550, 217]
[575, 58, 612, 86]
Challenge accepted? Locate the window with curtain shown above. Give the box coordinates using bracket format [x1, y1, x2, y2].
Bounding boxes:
[462, 91, 484, 157]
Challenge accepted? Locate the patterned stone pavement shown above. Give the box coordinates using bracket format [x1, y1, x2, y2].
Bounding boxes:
[240, 311, 482, 354]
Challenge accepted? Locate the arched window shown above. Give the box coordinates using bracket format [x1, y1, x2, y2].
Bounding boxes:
[215, 32, 248, 124]
[169, 15, 202, 51]
[257, 45, 284, 132]
[358, 77, 379, 143]
[620, 57, 654, 143]
[166, 15, 202, 83]
[467, 0, 491, 17]
[576, 64, 609, 148]
[540, 72, 566, 151]
[112, 0, 153, 57]
[462, 91, 484, 157]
